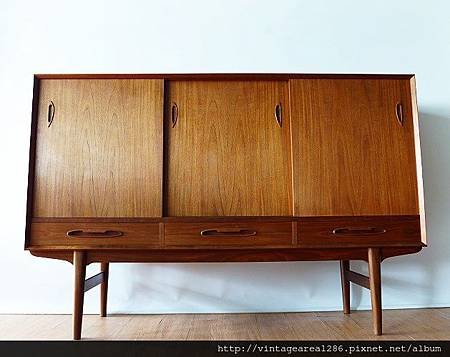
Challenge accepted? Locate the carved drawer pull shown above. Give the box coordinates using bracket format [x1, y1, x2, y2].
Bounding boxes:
[332, 227, 387, 236]
[67, 229, 123, 238]
[200, 229, 257, 237]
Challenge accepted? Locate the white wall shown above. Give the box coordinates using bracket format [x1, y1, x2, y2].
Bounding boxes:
[1, 0, 449, 314]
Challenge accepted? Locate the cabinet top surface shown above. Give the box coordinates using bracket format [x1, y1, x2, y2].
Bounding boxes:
[34, 73, 415, 80]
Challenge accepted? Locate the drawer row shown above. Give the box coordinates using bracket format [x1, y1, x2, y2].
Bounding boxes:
[28, 217, 422, 249]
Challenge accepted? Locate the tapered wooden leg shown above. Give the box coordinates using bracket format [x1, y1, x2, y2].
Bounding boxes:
[340, 260, 350, 314]
[73, 251, 86, 340]
[368, 248, 382, 335]
[100, 262, 109, 317]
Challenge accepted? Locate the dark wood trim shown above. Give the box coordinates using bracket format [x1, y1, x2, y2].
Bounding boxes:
[34, 73, 415, 80]
[32, 217, 163, 223]
[24, 76, 40, 249]
[297, 215, 420, 222]
[29, 246, 422, 264]
[345, 270, 370, 289]
[292, 222, 298, 245]
[26, 243, 424, 251]
[31, 215, 420, 223]
[84, 272, 105, 292]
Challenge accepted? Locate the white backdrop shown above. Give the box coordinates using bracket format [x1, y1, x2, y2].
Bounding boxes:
[0, 0, 449, 314]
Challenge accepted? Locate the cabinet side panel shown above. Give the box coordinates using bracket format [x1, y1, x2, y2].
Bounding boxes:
[25, 76, 41, 248]
[33, 79, 164, 217]
[409, 77, 427, 244]
[291, 79, 419, 216]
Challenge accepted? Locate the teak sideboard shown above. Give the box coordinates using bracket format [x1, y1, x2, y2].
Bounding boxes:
[25, 74, 426, 340]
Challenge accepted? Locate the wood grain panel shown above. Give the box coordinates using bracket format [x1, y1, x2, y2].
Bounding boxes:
[164, 221, 293, 248]
[30, 222, 160, 248]
[290, 79, 419, 216]
[165, 80, 292, 216]
[33, 79, 163, 217]
[298, 216, 421, 248]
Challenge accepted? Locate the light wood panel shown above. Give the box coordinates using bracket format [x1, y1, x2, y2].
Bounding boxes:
[1, 309, 448, 340]
[33, 79, 163, 217]
[290, 79, 419, 216]
[165, 80, 292, 216]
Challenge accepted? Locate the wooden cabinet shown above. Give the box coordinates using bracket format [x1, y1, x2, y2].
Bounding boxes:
[165, 80, 292, 216]
[25, 74, 426, 339]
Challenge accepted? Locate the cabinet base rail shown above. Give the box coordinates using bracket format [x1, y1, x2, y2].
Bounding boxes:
[71, 248, 383, 340]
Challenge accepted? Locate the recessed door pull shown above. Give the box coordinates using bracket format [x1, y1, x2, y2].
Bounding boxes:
[48, 101, 55, 127]
[395, 102, 404, 126]
[171, 102, 178, 128]
[274, 103, 282, 127]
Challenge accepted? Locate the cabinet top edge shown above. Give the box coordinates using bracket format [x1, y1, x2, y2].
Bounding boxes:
[33, 73, 415, 80]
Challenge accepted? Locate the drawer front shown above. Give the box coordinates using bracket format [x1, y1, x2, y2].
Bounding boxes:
[298, 216, 421, 247]
[30, 222, 161, 248]
[164, 222, 294, 248]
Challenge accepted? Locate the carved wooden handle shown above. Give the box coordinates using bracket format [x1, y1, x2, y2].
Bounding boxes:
[200, 229, 257, 237]
[48, 101, 55, 127]
[395, 102, 404, 126]
[332, 227, 387, 236]
[274, 103, 282, 127]
[67, 230, 123, 238]
[171, 102, 178, 128]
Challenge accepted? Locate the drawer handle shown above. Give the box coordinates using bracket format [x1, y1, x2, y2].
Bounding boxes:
[200, 229, 257, 237]
[332, 227, 387, 236]
[66, 229, 123, 238]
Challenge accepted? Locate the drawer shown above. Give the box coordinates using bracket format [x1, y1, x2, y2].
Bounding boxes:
[164, 221, 294, 248]
[29, 222, 161, 248]
[298, 216, 421, 247]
